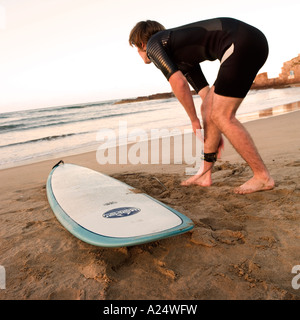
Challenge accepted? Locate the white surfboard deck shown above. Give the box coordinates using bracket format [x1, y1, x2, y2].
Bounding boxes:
[46, 162, 194, 247]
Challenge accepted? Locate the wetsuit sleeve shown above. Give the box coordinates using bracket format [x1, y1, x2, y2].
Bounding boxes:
[147, 38, 178, 81]
[184, 64, 209, 93]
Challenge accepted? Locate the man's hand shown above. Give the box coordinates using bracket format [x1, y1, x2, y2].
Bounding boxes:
[191, 118, 203, 142]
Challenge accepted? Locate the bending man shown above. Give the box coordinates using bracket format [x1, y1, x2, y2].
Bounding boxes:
[129, 18, 275, 194]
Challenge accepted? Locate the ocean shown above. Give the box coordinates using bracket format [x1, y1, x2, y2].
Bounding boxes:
[1, 87, 300, 170]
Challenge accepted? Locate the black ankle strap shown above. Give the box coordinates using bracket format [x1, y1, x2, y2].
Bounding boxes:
[203, 152, 217, 163]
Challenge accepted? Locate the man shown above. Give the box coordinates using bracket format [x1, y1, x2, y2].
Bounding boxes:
[129, 18, 275, 194]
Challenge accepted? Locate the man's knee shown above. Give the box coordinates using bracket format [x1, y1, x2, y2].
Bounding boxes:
[210, 110, 236, 130]
[210, 111, 224, 128]
[210, 94, 243, 128]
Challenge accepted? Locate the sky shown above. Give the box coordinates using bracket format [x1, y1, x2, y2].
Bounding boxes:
[0, 0, 299, 112]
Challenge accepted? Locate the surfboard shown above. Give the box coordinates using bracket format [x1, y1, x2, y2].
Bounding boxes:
[46, 161, 194, 247]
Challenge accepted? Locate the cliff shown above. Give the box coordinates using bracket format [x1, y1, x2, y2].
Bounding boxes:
[114, 92, 176, 105]
[251, 54, 300, 89]
[115, 54, 300, 104]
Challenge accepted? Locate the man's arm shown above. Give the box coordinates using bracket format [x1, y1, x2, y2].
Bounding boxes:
[169, 71, 198, 121]
[169, 70, 202, 137]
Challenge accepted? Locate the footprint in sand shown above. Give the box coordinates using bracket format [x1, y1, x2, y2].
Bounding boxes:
[48, 288, 85, 300]
[211, 229, 246, 245]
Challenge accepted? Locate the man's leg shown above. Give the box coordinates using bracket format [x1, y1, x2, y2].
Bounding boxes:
[181, 86, 221, 186]
[211, 92, 275, 194]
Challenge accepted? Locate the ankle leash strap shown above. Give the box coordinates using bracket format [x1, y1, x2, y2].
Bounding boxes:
[202, 152, 218, 163]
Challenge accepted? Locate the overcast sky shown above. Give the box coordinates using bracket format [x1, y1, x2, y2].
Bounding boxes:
[0, 0, 299, 112]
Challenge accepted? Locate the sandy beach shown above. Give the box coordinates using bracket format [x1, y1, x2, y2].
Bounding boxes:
[1, 109, 300, 300]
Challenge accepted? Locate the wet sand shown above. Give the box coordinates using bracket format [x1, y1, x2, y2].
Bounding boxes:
[0, 110, 300, 300]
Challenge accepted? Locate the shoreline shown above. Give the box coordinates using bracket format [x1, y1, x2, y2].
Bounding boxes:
[1, 108, 299, 182]
[114, 83, 300, 105]
[1, 100, 300, 172]
[1, 109, 300, 300]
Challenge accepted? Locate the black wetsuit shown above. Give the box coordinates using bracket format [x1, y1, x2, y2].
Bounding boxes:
[146, 17, 268, 98]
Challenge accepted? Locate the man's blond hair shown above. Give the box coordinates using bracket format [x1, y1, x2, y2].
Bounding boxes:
[129, 20, 165, 49]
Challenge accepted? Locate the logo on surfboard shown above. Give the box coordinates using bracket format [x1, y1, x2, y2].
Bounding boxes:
[103, 207, 141, 218]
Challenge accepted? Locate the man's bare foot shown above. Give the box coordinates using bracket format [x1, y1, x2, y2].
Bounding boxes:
[181, 165, 213, 187]
[234, 176, 275, 194]
[181, 173, 212, 186]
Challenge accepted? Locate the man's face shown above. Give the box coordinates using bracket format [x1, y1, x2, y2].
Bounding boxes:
[137, 44, 151, 64]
